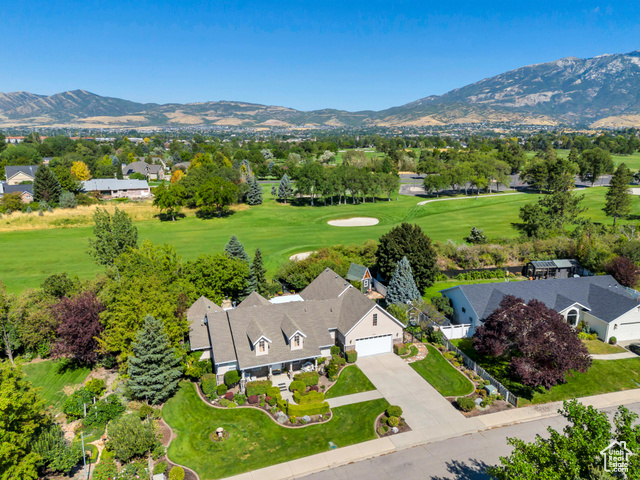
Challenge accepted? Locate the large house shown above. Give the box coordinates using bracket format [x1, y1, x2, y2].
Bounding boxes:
[0, 183, 34, 203]
[4, 165, 38, 185]
[188, 268, 404, 384]
[122, 161, 165, 181]
[81, 179, 151, 199]
[442, 275, 640, 343]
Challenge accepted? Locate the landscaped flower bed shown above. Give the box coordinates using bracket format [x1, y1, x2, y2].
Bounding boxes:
[375, 405, 411, 437]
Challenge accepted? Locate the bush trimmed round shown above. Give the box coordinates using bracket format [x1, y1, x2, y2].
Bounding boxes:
[457, 396, 476, 412]
[386, 405, 403, 418]
[387, 416, 400, 427]
[169, 466, 185, 480]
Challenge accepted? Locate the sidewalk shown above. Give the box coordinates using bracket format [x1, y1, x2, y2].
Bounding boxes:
[224, 387, 640, 480]
[326, 390, 383, 408]
[591, 352, 638, 360]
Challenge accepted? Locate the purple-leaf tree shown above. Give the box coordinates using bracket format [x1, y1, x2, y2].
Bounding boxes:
[52, 291, 105, 365]
[474, 295, 591, 390]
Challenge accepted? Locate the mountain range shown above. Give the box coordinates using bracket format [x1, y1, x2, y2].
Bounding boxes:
[2, 50, 640, 129]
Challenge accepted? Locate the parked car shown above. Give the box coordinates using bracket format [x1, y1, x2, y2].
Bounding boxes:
[628, 343, 640, 356]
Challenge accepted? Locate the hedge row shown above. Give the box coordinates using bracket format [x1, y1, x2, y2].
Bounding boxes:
[292, 390, 325, 405]
[293, 371, 319, 386]
[277, 399, 330, 416]
[246, 380, 272, 396]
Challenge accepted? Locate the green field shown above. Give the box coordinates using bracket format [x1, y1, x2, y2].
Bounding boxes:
[0, 187, 632, 293]
[163, 382, 388, 479]
[22, 360, 91, 411]
[526, 150, 640, 170]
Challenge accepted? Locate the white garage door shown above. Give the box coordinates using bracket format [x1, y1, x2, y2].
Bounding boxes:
[615, 321, 640, 342]
[355, 334, 393, 357]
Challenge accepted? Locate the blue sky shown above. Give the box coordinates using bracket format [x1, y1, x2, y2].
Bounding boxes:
[1, 1, 638, 111]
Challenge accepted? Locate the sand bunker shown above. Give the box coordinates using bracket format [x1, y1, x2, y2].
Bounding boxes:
[289, 251, 315, 261]
[327, 217, 379, 227]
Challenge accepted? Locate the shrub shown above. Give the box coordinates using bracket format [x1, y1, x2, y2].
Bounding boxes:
[387, 405, 403, 418]
[59, 191, 77, 209]
[277, 399, 330, 416]
[234, 393, 246, 406]
[393, 344, 408, 356]
[609, 336, 617, 345]
[92, 458, 118, 480]
[139, 404, 154, 419]
[293, 371, 319, 386]
[266, 396, 276, 406]
[290, 415, 297, 424]
[387, 416, 400, 427]
[246, 379, 272, 396]
[63, 388, 93, 420]
[377, 425, 389, 436]
[326, 361, 339, 380]
[169, 466, 185, 480]
[289, 380, 306, 393]
[85, 378, 106, 396]
[154, 461, 168, 474]
[219, 398, 237, 407]
[247, 395, 259, 404]
[293, 391, 325, 404]
[224, 391, 234, 401]
[216, 384, 228, 396]
[330, 345, 341, 355]
[106, 415, 159, 462]
[152, 444, 166, 460]
[266, 386, 282, 399]
[201, 374, 218, 399]
[346, 351, 358, 363]
[457, 396, 476, 412]
[309, 385, 319, 392]
[224, 370, 241, 387]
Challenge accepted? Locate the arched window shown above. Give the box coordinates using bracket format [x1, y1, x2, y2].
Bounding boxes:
[567, 309, 579, 327]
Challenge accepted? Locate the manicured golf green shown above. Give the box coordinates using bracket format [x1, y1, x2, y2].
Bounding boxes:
[325, 365, 376, 399]
[22, 360, 91, 411]
[163, 382, 388, 479]
[410, 344, 474, 397]
[0, 187, 629, 293]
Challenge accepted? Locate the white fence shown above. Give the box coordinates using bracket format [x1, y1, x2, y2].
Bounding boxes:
[372, 278, 387, 297]
[439, 324, 473, 340]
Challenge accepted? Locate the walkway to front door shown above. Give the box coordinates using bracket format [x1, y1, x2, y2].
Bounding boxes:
[357, 353, 463, 429]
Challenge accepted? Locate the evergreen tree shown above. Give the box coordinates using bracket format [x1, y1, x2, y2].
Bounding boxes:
[246, 177, 263, 205]
[277, 173, 294, 203]
[271, 185, 277, 196]
[386, 256, 420, 306]
[224, 235, 250, 263]
[33, 165, 62, 203]
[248, 248, 268, 296]
[127, 315, 181, 405]
[88, 208, 138, 266]
[604, 163, 632, 226]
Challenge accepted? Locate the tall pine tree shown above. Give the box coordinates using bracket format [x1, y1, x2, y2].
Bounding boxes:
[248, 248, 268, 296]
[386, 256, 420, 306]
[277, 173, 294, 204]
[33, 165, 62, 203]
[246, 177, 263, 205]
[604, 163, 632, 226]
[224, 235, 250, 263]
[127, 315, 181, 405]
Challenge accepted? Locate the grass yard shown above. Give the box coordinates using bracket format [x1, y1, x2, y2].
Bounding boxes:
[0, 186, 628, 293]
[582, 339, 627, 355]
[324, 365, 376, 399]
[22, 360, 91, 411]
[526, 150, 640, 171]
[163, 382, 388, 479]
[423, 277, 526, 302]
[410, 344, 474, 397]
[452, 338, 640, 406]
[401, 345, 419, 358]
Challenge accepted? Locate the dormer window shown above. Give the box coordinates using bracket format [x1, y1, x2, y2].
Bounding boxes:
[259, 339, 266, 352]
[294, 334, 301, 347]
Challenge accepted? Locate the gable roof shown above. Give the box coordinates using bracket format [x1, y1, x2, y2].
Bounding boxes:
[5, 165, 38, 180]
[444, 275, 639, 323]
[346, 263, 369, 281]
[280, 313, 306, 339]
[186, 296, 229, 352]
[2, 183, 33, 195]
[82, 179, 149, 191]
[236, 291, 271, 309]
[300, 268, 352, 300]
[123, 161, 163, 175]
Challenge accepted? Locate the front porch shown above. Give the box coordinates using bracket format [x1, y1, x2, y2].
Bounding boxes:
[240, 357, 319, 396]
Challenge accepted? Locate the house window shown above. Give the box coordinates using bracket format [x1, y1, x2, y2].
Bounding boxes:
[567, 309, 579, 327]
[373, 314, 378, 326]
[462, 307, 466, 313]
[294, 334, 300, 347]
[259, 339, 265, 352]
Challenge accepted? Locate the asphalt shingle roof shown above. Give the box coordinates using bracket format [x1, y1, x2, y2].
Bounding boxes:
[123, 161, 163, 175]
[2, 183, 33, 195]
[236, 291, 271, 309]
[300, 268, 353, 300]
[446, 275, 639, 323]
[346, 263, 369, 281]
[82, 179, 149, 191]
[5, 165, 38, 180]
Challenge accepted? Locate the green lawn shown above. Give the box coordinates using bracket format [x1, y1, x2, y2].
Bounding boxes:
[582, 339, 627, 355]
[452, 338, 640, 406]
[22, 360, 91, 411]
[410, 344, 474, 397]
[401, 345, 419, 358]
[423, 278, 526, 302]
[0, 186, 630, 293]
[526, 150, 640, 171]
[324, 365, 376, 399]
[163, 382, 388, 479]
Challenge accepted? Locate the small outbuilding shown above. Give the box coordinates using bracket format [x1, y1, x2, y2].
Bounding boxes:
[525, 259, 583, 279]
[346, 263, 373, 292]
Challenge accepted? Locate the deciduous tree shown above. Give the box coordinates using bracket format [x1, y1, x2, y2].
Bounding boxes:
[195, 177, 238, 217]
[88, 208, 138, 266]
[153, 183, 185, 221]
[184, 253, 249, 304]
[606, 256, 640, 288]
[70, 161, 91, 180]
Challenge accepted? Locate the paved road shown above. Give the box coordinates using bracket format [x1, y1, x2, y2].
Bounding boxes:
[301, 402, 640, 480]
[357, 354, 464, 429]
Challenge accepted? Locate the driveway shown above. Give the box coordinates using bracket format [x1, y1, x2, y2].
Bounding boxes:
[357, 353, 463, 429]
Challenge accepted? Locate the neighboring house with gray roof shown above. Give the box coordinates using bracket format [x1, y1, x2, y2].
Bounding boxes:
[188, 269, 404, 385]
[0, 183, 34, 203]
[346, 263, 373, 292]
[81, 179, 150, 199]
[441, 275, 640, 343]
[122, 161, 165, 180]
[4, 165, 38, 185]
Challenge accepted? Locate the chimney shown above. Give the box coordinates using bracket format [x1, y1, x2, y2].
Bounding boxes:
[221, 298, 233, 310]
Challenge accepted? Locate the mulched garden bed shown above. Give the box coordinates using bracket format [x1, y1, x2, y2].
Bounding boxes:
[375, 412, 411, 438]
[449, 398, 513, 417]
